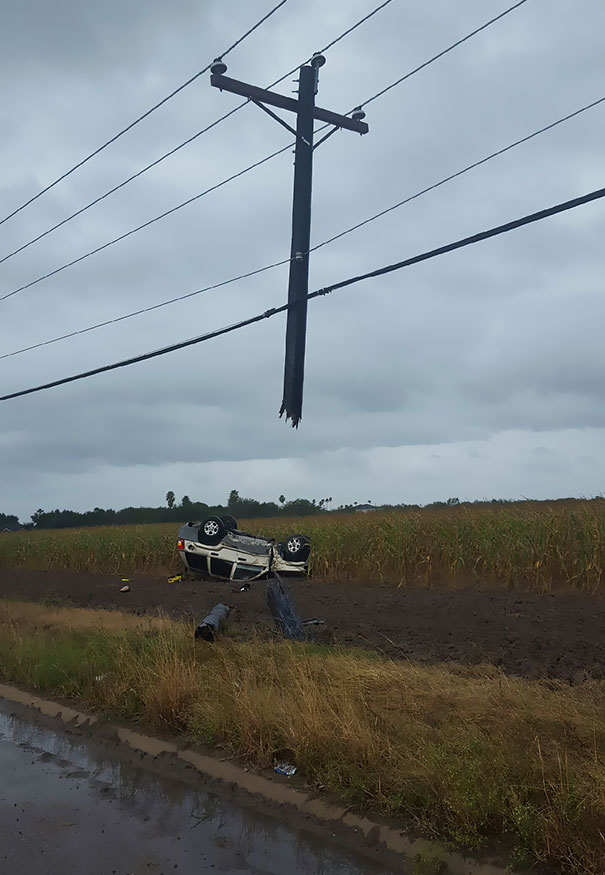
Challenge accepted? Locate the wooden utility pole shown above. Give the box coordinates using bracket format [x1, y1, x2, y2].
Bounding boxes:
[211, 55, 368, 427]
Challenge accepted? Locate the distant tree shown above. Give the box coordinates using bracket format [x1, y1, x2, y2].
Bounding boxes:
[446, 497, 460, 507]
[31, 508, 44, 527]
[0, 513, 20, 531]
[181, 495, 192, 508]
[228, 490, 240, 510]
[279, 494, 286, 506]
[166, 491, 175, 509]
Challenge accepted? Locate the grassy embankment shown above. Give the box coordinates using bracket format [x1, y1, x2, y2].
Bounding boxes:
[0, 600, 603, 873]
[1, 500, 605, 592]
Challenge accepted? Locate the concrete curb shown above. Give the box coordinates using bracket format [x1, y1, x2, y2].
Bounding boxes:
[0, 682, 514, 875]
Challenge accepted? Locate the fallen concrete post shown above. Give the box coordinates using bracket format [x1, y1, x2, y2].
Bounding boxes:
[194, 604, 230, 642]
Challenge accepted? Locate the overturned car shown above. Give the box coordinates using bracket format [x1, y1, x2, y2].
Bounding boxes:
[177, 516, 310, 582]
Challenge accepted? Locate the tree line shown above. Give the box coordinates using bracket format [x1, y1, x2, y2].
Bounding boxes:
[5, 490, 337, 530]
[2, 494, 602, 531]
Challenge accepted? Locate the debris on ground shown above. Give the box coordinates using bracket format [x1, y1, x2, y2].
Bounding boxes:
[266, 574, 305, 641]
[4, 568, 605, 682]
[274, 763, 297, 777]
[302, 618, 325, 626]
[194, 603, 230, 642]
[119, 585, 130, 593]
[239, 583, 251, 592]
[120, 578, 131, 583]
[167, 575, 183, 584]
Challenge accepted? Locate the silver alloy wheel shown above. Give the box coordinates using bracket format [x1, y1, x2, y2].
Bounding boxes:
[204, 520, 220, 537]
[286, 536, 302, 554]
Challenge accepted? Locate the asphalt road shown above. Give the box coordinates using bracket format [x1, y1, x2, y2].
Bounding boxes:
[0, 702, 390, 875]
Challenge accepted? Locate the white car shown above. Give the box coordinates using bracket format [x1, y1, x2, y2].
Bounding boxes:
[177, 516, 310, 582]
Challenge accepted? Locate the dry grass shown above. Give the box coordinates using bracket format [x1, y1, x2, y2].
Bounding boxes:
[1, 500, 605, 592]
[0, 601, 603, 873]
[0, 600, 173, 633]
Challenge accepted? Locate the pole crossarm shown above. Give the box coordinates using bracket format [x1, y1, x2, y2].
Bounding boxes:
[210, 73, 369, 134]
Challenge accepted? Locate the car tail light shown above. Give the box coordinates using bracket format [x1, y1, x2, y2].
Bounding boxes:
[177, 538, 185, 550]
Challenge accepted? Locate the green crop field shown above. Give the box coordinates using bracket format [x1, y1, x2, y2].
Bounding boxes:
[1, 500, 604, 592]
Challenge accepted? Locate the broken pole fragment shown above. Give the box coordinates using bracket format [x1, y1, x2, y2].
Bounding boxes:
[266, 575, 305, 641]
[194, 603, 230, 642]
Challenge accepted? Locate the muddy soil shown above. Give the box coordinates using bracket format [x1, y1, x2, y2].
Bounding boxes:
[0, 569, 603, 682]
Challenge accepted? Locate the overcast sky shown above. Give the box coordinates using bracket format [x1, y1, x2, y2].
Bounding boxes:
[1, 0, 604, 521]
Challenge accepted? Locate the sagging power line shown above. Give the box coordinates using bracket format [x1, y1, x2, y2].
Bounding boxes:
[2, 184, 603, 403]
[3, 93, 602, 362]
[0, 0, 290, 228]
[0, 0, 396, 268]
[1, 0, 529, 302]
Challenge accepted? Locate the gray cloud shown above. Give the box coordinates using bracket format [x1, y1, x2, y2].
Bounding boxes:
[2, 0, 605, 520]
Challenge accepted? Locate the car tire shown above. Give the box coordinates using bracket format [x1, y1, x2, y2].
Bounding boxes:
[281, 534, 310, 562]
[221, 514, 238, 532]
[198, 516, 226, 546]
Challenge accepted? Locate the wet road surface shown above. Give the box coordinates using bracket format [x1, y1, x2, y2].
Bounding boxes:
[0, 702, 391, 875]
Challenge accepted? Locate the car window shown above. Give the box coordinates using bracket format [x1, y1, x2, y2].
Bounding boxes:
[209, 558, 233, 579]
[232, 563, 264, 581]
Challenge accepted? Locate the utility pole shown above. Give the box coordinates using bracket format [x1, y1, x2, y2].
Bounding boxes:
[282, 63, 315, 428]
[210, 55, 368, 427]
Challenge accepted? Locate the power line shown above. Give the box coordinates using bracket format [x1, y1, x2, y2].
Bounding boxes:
[0, 144, 294, 303]
[312, 186, 605, 293]
[0, 0, 395, 267]
[0, 0, 527, 301]
[320, 0, 395, 52]
[2, 184, 603, 402]
[358, 0, 531, 109]
[0, 103, 247, 267]
[0, 0, 290, 228]
[0, 258, 291, 359]
[312, 95, 605, 253]
[3, 94, 601, 361]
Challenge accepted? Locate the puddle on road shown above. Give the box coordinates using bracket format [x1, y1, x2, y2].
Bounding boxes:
[0, 703, 393, 875]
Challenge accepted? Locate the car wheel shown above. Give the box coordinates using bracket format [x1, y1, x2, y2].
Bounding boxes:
[221, 514, 238, 532]
[281, 533, 310, 562]
[198, 516, 226, 546]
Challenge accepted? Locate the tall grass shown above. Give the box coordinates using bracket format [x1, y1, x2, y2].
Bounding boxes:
[1, 500, 605, 592]
[0, 600, 603, 873]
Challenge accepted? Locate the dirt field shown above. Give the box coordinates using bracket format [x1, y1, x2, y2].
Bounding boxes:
[1, 568, 603, 682]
